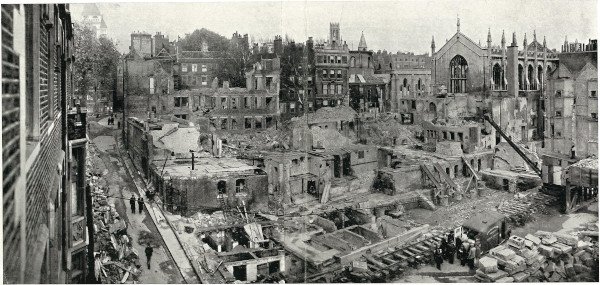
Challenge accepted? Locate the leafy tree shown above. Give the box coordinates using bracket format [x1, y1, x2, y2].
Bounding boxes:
[178, 28, 230, 52]
[73, 21, 120, 107]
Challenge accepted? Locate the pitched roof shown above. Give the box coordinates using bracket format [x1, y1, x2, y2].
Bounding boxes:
[358, 32, 367, 50]
[559, 52, 598, 76]
[82, 3, 101, 16]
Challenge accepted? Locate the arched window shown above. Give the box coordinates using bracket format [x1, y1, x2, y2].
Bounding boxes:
[368, 57, 372, 68]
[377, 63, 381, 70]
[537, 65, 543, 89]
[417, 78, 422, 90]
[518, 64, 524, 90]
[492, 63, 503, 90]
[449, 55, 468, 93]
[403, 78, 408, 90]
[389, 63, 392, 69]
[350, 57, 356, 67]
[429, 102, 436, 112]
[546, 65, 552, 78]
[528, 65, 535, 90]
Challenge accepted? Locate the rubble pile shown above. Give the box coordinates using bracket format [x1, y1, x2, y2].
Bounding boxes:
[475, 232, 599, 282]
[360, 115, 423, 146]
[87, 148, 143, 284]
[497, 190, 559, 225]
[219, 124, 293, 157]
[182, 210, 249, 230]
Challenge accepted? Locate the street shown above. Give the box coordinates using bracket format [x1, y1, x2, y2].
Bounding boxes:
[88, 116, 185, 284]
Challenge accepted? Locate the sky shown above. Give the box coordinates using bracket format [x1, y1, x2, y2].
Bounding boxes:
[70, 0, 598, 55]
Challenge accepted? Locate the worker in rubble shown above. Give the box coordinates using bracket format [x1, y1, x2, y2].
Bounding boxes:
[145, 243, 154, 269]
[434, 245, 444, 270]
[457, 243, 467, 266]
[467, 242, 477, 270]
[440, 237, 448, 261]
[446, 240, 456, 264]
[129, 195, 136, 214]
[571, 145, 576, 159]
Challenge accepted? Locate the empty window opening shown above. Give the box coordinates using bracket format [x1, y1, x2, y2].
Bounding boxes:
[358, 151, 365, 159]
[217, 181, 227, 195]
[245, 118, 252, 129]
[235, 179, 245, 193]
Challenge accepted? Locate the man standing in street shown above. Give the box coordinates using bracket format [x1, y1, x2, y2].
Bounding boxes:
[434, 245, 444, 270]
[447, 240, 456, 264]
[467, 243, 477, 270]
[145, 243, 154, 269]
[130, 195, 136, 214]
[138, 197, 144, 214]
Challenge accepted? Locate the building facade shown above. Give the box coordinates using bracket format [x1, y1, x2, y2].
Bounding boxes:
[429, 19, 559, 146]
[348, 33, 386, 113]
[314, 23, 350, 109]
[541, 40, 598, 186]
[2, 4, 89, 283]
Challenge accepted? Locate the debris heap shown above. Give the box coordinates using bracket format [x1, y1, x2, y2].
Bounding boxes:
[475, 231, 598, 282]
[88, 147, 143, 284]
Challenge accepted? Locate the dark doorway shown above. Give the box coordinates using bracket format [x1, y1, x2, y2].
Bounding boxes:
[503, 179, 509, 191]
[454, 165, 459, 178]
[269, 261, 280, 274]
[307, 180, 317, 197]
[342, 153, 351, 176]
[478, 159, 482, 171]
[521, 126, 527, 142]
[333, 155, 341, 178]
[233, 265, 247, 281]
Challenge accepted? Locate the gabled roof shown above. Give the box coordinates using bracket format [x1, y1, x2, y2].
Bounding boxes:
[434, 31, 484, 60]
[526, 40, 552, 53]
[559, 52, 598, 76]
[155, 48, 173, 59]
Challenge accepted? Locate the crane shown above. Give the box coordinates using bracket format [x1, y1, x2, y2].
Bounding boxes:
[483, 113, 542, 177]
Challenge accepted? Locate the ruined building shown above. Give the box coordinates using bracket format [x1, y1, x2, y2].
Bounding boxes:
[373, 47, 432, 114]
[2, 4, 90, 283]
[541, 39, 598, 212]
[348, 32, 386, 113]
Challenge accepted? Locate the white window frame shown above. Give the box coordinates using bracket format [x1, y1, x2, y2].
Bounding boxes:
[202, 64, 207, 72]
[192, 64, 198, 72]
[181, 64, 188, 72]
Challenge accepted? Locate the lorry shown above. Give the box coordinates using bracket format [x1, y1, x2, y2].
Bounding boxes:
[456, 210, 511, 253]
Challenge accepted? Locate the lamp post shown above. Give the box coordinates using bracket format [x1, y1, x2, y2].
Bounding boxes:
[189, 149, 195, 170]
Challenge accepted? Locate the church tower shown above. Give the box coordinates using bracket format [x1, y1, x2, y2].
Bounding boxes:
[330, 23, 340, 47]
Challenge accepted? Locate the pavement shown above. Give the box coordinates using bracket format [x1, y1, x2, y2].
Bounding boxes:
[89, 117, 192, 283]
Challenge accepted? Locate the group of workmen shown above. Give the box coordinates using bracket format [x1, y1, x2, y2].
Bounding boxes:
[129, 195, 145, 214]
[433, 231, 481, 271]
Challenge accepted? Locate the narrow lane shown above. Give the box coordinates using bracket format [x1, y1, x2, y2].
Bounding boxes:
[89, 117, 185, 284]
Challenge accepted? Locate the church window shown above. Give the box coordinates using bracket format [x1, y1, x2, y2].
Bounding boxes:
[449, 55, 468, 93]
[493, 63, 503, 90]
[537, 65, 543, 88]
[518, 64, 524, 90]
[528, 65, 535, 90]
